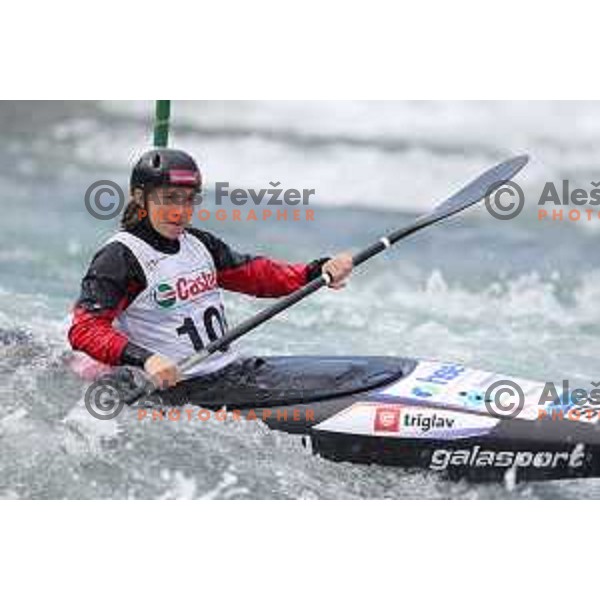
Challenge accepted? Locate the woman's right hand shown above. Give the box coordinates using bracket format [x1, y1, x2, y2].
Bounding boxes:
[144, 354, 181, 389]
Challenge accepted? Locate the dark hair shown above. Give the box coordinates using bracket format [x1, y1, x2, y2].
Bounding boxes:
[120, 190, 145, 230]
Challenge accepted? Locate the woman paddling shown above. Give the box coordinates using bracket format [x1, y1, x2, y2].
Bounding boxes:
[68, 148, 353, 394]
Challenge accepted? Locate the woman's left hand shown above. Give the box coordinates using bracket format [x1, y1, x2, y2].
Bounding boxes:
[322, 252, 353, 289]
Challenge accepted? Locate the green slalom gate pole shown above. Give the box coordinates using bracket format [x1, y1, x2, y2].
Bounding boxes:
[153, 100, 171, 147]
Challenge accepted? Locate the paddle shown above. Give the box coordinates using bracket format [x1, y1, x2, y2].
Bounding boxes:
[121, 154, 529, 406]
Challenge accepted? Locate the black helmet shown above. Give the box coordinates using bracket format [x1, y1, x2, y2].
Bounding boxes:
[130, 148, 202, 191]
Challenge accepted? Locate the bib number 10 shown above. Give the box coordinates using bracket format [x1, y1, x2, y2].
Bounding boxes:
[176, 306, 227, 351]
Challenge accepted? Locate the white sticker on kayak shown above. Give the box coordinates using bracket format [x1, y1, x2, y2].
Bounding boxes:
[314, 402, 498, 439]
[375, 360, 547, 420]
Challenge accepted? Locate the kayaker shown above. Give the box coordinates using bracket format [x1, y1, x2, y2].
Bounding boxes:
[68, 148, 353, 390]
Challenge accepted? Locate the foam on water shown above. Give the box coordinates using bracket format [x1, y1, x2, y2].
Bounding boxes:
[1, 259, 598, 498]
[95, 101, 600, 214]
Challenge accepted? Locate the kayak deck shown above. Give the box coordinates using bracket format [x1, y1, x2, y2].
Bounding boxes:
[161, 355, 416, 408]
[128, 355, 600, 483]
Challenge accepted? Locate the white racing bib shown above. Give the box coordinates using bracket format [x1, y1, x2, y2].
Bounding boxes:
[108, 231, 237, 377]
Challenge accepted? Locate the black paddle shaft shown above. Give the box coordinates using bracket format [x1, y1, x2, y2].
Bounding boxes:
[121, 154, 528, 403]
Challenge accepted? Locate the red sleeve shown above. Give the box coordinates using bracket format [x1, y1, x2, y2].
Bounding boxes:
[186, 228, 327, 298]
[68, 305, 130, 366]
[218, 257, 310, 297]
[68, 240, 149, 367]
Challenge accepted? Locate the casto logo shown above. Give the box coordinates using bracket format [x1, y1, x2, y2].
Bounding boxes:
[153, 282, 177, 308]
[152, 272, 217, 309]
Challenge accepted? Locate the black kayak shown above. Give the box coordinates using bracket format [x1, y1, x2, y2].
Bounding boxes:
[142, 355, 600, 484]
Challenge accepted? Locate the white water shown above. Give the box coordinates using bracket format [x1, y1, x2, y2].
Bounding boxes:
[1, 100, 600, 498]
